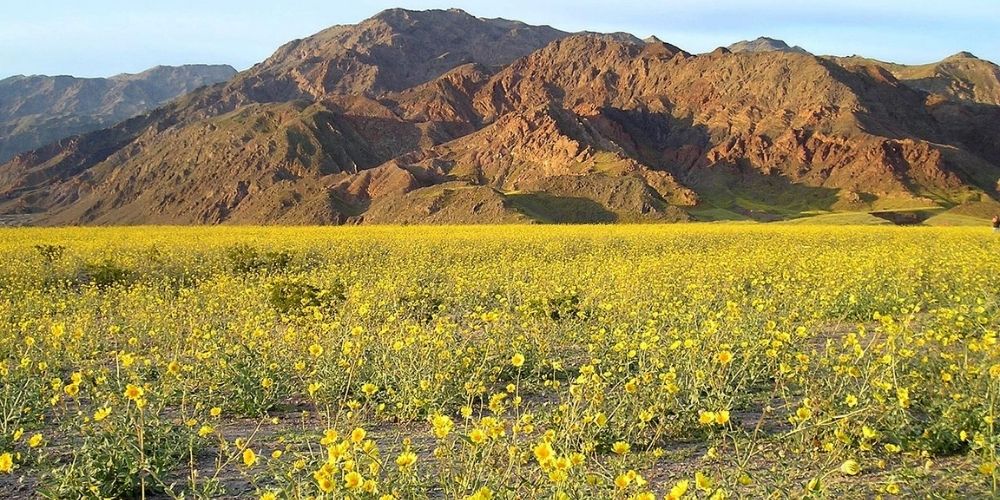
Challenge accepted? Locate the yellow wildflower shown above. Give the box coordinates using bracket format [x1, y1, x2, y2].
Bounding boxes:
[396, 451, 417, 468]
[716, 351, 734, 365]
[840, 459, 861, 476]
[612, 441, 631, 455]
[344, 470, 364, 489]
[243, 448, 258, 468]
[124, 384, 144, 402]
[511, 353, 525, 368]
[93, 407, 112, 422]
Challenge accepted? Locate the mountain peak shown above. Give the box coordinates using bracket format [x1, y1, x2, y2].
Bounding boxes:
[373, 7, 473, 21]
[641, 36, 688, 58]
[110, 64, 237, 82]
[577, 32, 644, 45]
[247, 10, 568, 98]
[728, 37, 810, 54]
[945, 51, 979, 61]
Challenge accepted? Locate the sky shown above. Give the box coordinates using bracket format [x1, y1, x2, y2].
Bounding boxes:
[2, 0, 999, 78]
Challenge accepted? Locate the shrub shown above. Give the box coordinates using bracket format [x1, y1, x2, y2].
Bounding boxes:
[267, 278, 345, 315]
[33, 244, 66, 264]
[76, 260, 133, 289]
[225, 244, 293, 274]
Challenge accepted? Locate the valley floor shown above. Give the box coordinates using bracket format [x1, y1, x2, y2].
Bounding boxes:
[0, 225, 998, 498]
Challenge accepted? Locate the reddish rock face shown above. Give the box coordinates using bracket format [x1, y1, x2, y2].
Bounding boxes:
[1, 9, 998, 225]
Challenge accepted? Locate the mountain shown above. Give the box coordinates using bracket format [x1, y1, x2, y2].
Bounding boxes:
[728, 37, 810, 55]
[0, 8, 998, 226]
[830, 52, 1000, 106]
[0, 65, 237, 164]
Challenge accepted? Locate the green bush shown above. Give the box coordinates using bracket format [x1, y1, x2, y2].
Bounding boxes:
[267, 278, 345, 315]
[76, 260, 133, 289]
[41, 417, 194, 498]
[33, 244, 66, 264]
[225, 244, 293, 274]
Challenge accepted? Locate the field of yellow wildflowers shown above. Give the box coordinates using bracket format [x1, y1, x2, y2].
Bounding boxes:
[0, 225, 998, 498]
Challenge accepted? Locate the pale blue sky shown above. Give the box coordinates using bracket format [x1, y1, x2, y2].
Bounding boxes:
[3, 0, 999, 78]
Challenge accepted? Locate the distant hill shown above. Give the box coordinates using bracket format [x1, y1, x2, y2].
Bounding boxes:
[0, 9, 997, 226]
[728, 37, 810, 54]
[0, 64, 237, 163]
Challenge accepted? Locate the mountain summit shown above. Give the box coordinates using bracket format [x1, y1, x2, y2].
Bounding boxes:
[727, 37, 810, 54]
[229, 8, 566, 101]
[1, 9, 998, 225]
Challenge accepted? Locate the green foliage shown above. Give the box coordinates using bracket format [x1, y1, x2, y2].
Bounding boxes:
[526, 289, 587, 321]
[267, 278, 344, 315]
[40, 417, 194, 499]
[226, 244, 293, 274]
[33, 244, 66, 264]
[76, 260, 133, 289]
[222, 345, 285, 416]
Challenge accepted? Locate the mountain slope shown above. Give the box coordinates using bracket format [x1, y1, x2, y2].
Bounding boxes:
[0, 65, 236, 163]
[1, 9, 998, 226]
[831, 52, 1000, 106]
[419, 35, 993, 213]
[0, 9, 571, 224]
